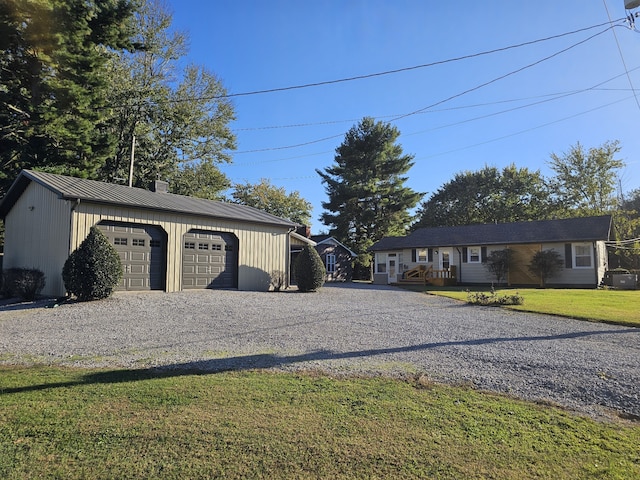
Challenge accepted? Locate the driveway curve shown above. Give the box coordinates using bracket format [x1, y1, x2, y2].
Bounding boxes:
[1, 283, 638, 420]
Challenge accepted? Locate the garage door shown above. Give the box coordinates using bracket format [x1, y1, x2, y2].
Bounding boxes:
[97, 222, 166, 291]
[182, 231, 238, 289]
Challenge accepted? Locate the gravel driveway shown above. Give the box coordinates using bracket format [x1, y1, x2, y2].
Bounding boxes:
[1, 283, 638, 421]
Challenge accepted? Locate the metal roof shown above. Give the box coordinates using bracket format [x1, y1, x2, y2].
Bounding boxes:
[0, 170, 297, 228]
[369, 215, 612, 251]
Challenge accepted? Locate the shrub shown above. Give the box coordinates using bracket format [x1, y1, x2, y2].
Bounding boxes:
[294, 244, 325, 292]
[484, 248, 512, 285]
[1, 268, 46, 300]
[269, 270, 286, 292]
[467, 286, 523, 306]
[528, 249, 563, 287]
[62, 226, 123, 301]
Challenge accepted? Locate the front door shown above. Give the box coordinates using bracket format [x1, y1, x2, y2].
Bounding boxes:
[439, 248, 452, 271]
[387, 253, 398, 283]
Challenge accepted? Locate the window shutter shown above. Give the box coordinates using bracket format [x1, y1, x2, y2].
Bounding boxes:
[565, 243, 573, 269]
[462, 247, 468, 263]
[428, 248, 433, 262]
[481, 247, 487, 263]
[411, 249, 416, 262]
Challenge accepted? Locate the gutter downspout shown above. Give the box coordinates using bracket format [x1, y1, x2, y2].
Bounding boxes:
[455, 247, 462, 284]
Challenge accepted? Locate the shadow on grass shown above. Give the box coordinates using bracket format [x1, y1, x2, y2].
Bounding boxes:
[1, 327, 637, 396]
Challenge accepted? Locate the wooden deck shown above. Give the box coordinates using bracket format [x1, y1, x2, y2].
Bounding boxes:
[395, 265, 457, 287]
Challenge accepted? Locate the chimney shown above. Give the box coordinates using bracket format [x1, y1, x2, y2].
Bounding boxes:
[153, 180, 169, 193]
[296, 225, 311, 238]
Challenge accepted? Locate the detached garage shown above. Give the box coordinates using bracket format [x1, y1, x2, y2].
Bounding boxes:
[0, 170, 297, 297]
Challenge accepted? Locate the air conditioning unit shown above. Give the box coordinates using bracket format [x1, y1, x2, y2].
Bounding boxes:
[612, 274, 638, 290]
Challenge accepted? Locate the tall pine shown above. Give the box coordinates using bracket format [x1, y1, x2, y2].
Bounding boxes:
[317, 117, 422, 277]
[0, 0, 137, 195]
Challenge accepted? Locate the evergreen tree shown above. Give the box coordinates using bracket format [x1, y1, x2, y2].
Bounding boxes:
[294, 244, 325, 293]
[62, 226, 123, 301]
[317, 117, 421, 275]
[0, 0, 137, 195]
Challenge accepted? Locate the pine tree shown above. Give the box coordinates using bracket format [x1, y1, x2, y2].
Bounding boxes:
[0, 0, 137, 195]
[317, 117, 422, 276]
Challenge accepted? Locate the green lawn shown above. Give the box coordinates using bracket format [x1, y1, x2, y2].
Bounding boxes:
[1, 366, 638, 479]
[418, 287, 640, 327]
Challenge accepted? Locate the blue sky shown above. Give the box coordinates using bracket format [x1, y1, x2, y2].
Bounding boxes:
[167, 0, 640, 232]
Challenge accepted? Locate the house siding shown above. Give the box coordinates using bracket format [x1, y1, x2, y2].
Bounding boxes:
[72, 203, 289, 293]
[3, 183, 72, 296]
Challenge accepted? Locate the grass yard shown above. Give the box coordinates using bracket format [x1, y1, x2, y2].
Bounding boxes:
[418, 287, 640, 327]
[1, 366, 638, 479]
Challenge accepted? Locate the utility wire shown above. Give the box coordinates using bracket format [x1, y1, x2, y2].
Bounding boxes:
[233, 24, 620, 154]
[215, 20, 621, 99]
[602, 0, 640, 111]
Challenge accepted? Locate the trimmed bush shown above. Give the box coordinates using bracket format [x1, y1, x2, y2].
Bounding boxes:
[1, 268, 46, 300]
[294, 244, 325, 292]
[62, 226, 123, 301]
[528, 249, 563, 287]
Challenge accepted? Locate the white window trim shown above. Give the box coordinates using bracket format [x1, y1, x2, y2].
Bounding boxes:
[376, 253, 387, 274]
[417, 248, 428, 263]
[326, 253, 336, 273]
[467, 246, 481, 263]
[572, 242, 593, 269]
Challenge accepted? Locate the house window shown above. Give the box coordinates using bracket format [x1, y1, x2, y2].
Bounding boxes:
[417, 249, 427, 262]
[132, 239, 145, 247]
[184, 242, 195, 249]
[212, 244, 222, 251]
[198, 243, 209, 250]
[114, 238, 127, 246]
[468, 247, 481, 263]
[376, 253, 387, 273]
[573, 243, 593, 268]
[326, 254, 336, 273]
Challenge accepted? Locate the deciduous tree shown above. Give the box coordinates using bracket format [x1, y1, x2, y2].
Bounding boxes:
[547, 141, 624, 216]
[413, 165, 555, 229]
[231, 179, 312, 225]
[99, 0, 236, 191]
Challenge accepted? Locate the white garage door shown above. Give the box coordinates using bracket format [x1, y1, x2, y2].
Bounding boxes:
[98, 222, 166, 291]
[182, 231, 238, 289]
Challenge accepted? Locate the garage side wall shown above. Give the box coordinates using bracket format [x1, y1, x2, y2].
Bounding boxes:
[4, 183, 72, 296]
[72, 203, 289, 292]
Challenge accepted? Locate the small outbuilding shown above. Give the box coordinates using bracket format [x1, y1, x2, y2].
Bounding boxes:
[310, 235, 357, 282]
[0, 170, 298, 297]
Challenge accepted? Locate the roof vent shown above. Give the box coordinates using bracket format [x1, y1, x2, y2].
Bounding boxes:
[153, 180, 169, 193]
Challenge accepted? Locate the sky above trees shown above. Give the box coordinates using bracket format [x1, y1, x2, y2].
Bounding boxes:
[166, 1, 640, 232]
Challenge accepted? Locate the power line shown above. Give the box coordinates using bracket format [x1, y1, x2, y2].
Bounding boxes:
[214, 20, 621, 100]
[233, 24, 620, 154]
[603, 0, 640, 111]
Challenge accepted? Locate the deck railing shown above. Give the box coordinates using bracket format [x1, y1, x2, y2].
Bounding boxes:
[400, 264, 457, 286]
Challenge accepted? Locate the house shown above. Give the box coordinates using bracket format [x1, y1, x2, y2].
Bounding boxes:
[0, 170, 299, 297]
[369, 216, 612, 288]
[310, 235, 357, 282]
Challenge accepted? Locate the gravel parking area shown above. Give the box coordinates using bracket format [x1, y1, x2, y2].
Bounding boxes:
[1, 283, 638, 421]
